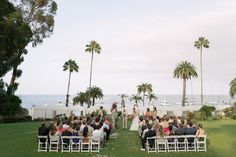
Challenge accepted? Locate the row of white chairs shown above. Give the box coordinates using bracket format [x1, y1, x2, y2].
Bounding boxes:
[146, 135, 207, 153]
[37, 136, 102, 152]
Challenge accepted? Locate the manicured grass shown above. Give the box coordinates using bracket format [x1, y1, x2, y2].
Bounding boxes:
[0, 119, 235, 157]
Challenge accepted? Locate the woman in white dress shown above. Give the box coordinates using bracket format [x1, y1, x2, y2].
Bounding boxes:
[130, 107, 139, 131]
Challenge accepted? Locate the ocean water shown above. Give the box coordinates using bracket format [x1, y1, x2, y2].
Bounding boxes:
[19, 94, 233, 109]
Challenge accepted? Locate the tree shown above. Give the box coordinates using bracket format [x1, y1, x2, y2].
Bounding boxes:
[0, 0, 32, 79]
[174, 61, 198, 106]
[194, 37, 210, 106]
[85, 40, 101, 88]
[147, 93, 158, 106]
[63, 59, 79, 107]
[137, 83, 153, 106]
[118, 94, 128, 108]
[9, 0, 58, 85]
[73, 91, 90, 107]
[86, 86, 103, 107]
[130, 94, 143, 106]
[229, 77, 236, 98]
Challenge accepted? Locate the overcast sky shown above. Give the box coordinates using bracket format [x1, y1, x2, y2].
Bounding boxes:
[5, 0, 236, 95]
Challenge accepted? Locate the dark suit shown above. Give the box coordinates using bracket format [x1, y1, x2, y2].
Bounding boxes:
[38, 126, 49, 142]
[142, 129, 156, 148]
[186, 127, 196, 143]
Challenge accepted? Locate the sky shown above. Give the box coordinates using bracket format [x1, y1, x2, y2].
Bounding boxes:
[4, 0, 236, 95]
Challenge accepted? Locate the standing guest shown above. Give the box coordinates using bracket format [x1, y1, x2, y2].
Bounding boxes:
[98, 106, 104, 118]
[196, 124, 205, 137]
[152, 107, 157, 119]
[111, 103, 117, 129]
[145, 108, 150, 118]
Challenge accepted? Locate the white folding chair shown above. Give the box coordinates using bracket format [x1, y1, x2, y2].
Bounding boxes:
[81, 137, 90, 152]
[146, 136, 157, 153]
[197, 135, 207, 152]
[91, 138, 100, 152]
[156, 136, 167, 152]
[49, 135, 60, 152]
[37, 136, 48, 152]
[71, 136, 81, 152]
[61, 136, 71, 152]
[166, 136, 177, 152]
[186, 135, 197, 151]
[176, 135, 186, 152]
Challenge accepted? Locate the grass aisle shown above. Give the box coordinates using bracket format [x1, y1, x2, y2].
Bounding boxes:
[0, 120, 236, 157]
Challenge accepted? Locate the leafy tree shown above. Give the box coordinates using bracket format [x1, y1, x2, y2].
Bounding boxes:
[9, 0, 58, 85]
[63, 59, 79, 107]
[229, 77, 236, 98]
[86, 86, 103, 107]
[174, 61, 198, 106]
[118, 94, 128, 108]
[194, 37, 210, 106]
[85, 40, 101, 88]
[0, 0, 32, 78]
[73, 91, 90, 107]
[147, 93, 158, 106]
[199, 105, 216, 120]
[130, 94, 143, 106]
[137, 83, 153, 106]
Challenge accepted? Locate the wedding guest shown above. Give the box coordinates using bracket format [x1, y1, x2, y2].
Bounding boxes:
[111, 103, 117, 129]
[196, 124, 205, 137]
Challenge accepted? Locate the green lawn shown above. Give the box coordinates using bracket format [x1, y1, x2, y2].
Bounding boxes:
[0, 119, 235, 157]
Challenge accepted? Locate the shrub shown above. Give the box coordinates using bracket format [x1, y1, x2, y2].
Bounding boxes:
[199, 105, 216, 120]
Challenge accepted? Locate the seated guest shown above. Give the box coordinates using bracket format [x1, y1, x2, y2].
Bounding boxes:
[141, 124, 156, 151]
[38, 121, 49, 136]
[62, 124, 72, 145]
[102, 119, 110, 140]
[161, 118, 170, 136]
[82, 126, 90, 143]
[196, 124, 205, 137]
[57, 123, 65, 135]
[92, 125, 104, 142]
[175, 123, 186, 135]
[49, 125, 59, 140]
[186, 121, 196, 135]
[38, 122, 49, 143]
[71, 125, 80, 143]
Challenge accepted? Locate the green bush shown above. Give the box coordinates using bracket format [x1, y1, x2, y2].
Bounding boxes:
[199, 105, 216, 120]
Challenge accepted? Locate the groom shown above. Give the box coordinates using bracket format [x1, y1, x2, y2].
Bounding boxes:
[122, 108, 128, 129]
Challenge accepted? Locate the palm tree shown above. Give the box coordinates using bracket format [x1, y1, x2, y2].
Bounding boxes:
[137, 83, 153, 106]
[85, 40, 101, 88]
[174, 61, 198, 107]
[130, 94, 143, 106]
[229, 77, 236, 98]
[194, 37, 210, 106]
[63, 59, 79, 107]
[86, 86, 103, 107]
[73, 91, 90, 106]
[147, 93, 158, 106]
[118, 94, 128, 108]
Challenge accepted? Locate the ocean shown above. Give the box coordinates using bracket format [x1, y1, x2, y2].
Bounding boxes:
[18, 94, 234, 109]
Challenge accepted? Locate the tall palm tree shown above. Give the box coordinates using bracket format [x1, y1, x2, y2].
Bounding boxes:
[85, 40, 101, 88]
[63, 59, 79, 107]
[137, 83, 153, 106]
[174, 61, 198, 106]
[130, 94, 143, 106]
[194, 37, 210, 106]
[147, 93, 158, 106]
[73, 91, 90, 106]
[118, 94, 128, 108]
[86, 86, 103, 107]
[229, 77, 236, 98]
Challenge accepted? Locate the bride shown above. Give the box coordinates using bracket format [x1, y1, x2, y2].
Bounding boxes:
[130, 106, 139, 131]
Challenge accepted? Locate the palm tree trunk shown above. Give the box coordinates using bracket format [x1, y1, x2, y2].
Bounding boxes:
[142, 93, 145, 107]
[9, 65, 18, 86]
[92, 97, 95, 106]
[200, 47, 203, 106]
[182, 78, 186, 107]
[66, 72, 71, 107]
[89, 52, 94, 88]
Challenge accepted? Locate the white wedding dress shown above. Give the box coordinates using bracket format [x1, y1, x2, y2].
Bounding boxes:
[130, 113, 139, 131]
